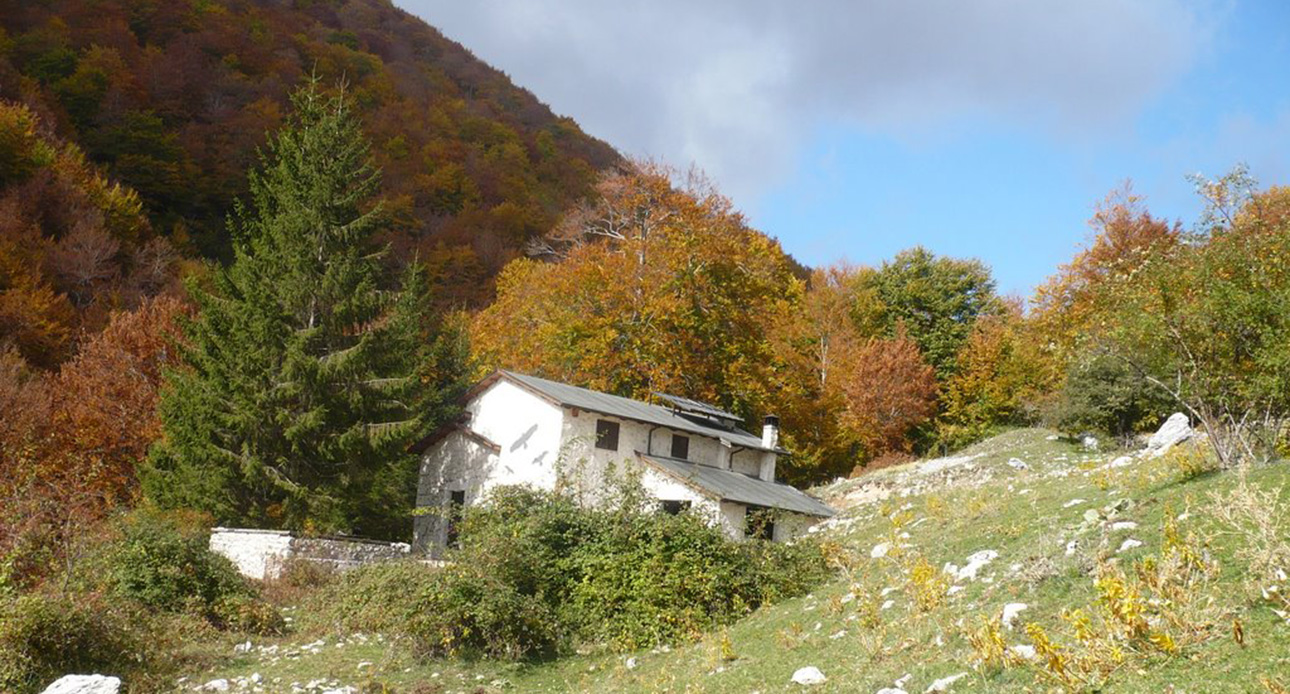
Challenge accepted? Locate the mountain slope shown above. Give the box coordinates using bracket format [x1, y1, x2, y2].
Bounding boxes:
[196, 429, 1290, 693]
[0, 0, 620, 305]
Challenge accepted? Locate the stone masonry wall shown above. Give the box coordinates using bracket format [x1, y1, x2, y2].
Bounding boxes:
[209, 528, 411, 581]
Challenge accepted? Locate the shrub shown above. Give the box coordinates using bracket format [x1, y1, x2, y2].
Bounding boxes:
[213, 593, 286, 635]
[0, 592, 143, 693]
[320, 484, 830, 660]
[406, 563, 561, 660]
[108, 509, 247, 612]
[307, 560, 440, 636]
[105, 509, 280, 630]
[1051, 355, 1172, 439]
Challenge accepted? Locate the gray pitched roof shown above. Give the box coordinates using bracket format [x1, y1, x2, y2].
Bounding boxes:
[500, 371, 779, 453]
[638, 453, 834, 518]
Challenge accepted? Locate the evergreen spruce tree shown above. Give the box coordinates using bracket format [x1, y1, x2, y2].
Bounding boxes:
[145, 81, 465, 539]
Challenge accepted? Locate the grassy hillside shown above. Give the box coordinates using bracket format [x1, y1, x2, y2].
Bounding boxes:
[0, 0, 620, 305]
[184, 428, 1290, 693]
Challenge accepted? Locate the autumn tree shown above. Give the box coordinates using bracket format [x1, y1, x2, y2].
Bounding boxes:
[1030, 184, 1181, 371]
[472, 163, 799, 422]
[937, 300, 1057, 448]
[144, 82, 465, 539]
[834, 331, 939, 463]
[1105, 173, 1290, 464]
[50, 296, 188, 504]
[771, 264, 940, 482]
[0, 100, 175, 369]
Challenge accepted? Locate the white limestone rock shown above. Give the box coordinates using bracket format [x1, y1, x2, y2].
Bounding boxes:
[925, 672, 969, 692]
[41, 675, 121, 694]
[1118, 538, 1144, 553]
[791, 666, 828, 686]
[1001, 602, 1028, 629]
[1147, 413, 1192, 457]
[953, 550, 999, 581]
[1105, 455, 1134, 469]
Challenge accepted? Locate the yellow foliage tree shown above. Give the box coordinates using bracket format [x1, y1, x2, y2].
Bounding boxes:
[471, 163, 800, 423]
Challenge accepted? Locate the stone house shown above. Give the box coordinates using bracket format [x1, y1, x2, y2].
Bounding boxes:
[412, 371, 833, 556]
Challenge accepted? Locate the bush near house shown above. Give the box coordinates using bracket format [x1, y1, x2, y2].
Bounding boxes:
[0, 508, 280, 693]
[314, 485, 831, 660]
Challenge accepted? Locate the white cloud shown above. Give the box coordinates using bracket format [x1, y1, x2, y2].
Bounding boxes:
[399, 0, 1206, 206]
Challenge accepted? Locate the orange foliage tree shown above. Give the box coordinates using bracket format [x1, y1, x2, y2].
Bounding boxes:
[834, 331, 939, 461]
[50, 295, 188, 504]
[472, 163, 800, 424]
[938, 299, 1058, 448]
[1030, 184, 1181, 371]
[772, 265, 939, 481]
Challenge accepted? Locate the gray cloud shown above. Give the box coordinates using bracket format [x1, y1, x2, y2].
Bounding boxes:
[399, 0, 1206, 206]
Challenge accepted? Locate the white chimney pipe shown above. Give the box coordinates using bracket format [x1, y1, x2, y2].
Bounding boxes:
[761, 415, 779, 449]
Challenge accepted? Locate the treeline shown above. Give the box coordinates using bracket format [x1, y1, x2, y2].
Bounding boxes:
[0, 0, 619, 306]
[472, 170, 1290, 483]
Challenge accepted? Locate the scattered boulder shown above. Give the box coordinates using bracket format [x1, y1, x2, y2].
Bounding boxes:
[201, 680, 230, 692]
[876, 689, 909, 694]
[1007, 458, 1029, 470]
[1081, 435, 1100, 451]
[925, 672, 969, 692]
[1147, 413, 1192, 457]
[1001, 603, 1028, 629]
[792, 666, 828, 686]
[41, 675, 121, 694]
[1118, 538, 1144, 553]
[871, 542, 891, 559]
[946, 550, 999, 581]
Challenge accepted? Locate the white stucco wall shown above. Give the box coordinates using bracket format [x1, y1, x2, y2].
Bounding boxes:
[413, 430, 498, 552]
[730, 451, 760, 477]
[470, 380, 565, 492]
[639, 465, 721, 523]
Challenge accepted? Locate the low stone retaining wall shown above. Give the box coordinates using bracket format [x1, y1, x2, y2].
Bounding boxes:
[209, 527, 412, 581]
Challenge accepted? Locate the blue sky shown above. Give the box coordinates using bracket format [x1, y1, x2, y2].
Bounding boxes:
[407, 1, 1290, 297]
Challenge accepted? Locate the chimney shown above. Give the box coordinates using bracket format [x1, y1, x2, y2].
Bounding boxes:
[761, 415, 779, 449]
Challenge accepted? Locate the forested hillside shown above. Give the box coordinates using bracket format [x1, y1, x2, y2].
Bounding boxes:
[0, 0, 620, 305]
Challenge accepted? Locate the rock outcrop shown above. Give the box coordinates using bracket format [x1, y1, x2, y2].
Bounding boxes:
[41, 675, 121, 694]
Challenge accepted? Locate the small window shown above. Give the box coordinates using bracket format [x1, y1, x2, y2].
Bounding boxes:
[660, 499, 691, 515]
[595, 419, 620, 451]
[745, 507, 775, 541]
[670, 434, 690, 460]
[446, 490, 466, 549]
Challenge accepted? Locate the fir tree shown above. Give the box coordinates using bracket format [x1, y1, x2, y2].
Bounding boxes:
[144, 81, 465, 539]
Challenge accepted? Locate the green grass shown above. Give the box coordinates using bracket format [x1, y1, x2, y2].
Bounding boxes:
[177, 429, 1290, 693]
